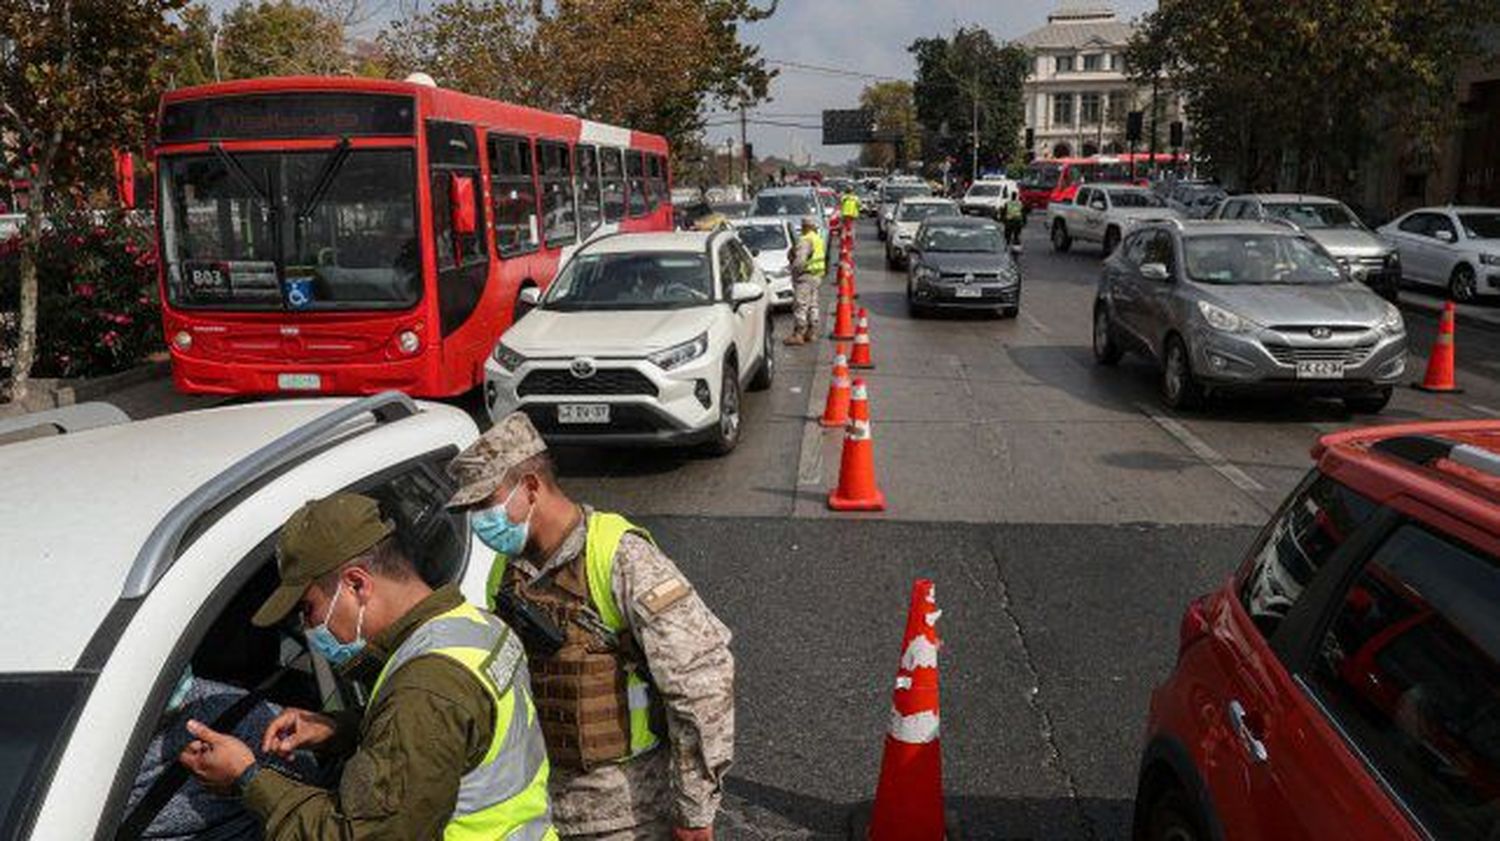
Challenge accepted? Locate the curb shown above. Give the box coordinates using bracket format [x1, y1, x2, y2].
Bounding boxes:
[0, 358, 171, 419]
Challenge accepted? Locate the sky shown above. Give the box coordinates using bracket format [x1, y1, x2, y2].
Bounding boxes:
[202, 0, 1158, 162]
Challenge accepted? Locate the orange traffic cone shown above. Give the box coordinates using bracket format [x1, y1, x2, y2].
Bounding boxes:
[850, 308, 875, 369]
[829, 378, 886, 511]
[821, 348, 853, 427]
[858, 579, 949, 841]
[838, 260, 853, 299]
[1414, 300, 1462, 393]
[831, 289, 857, 341]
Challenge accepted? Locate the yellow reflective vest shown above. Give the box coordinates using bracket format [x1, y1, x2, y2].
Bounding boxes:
[801, 229, 827, 278]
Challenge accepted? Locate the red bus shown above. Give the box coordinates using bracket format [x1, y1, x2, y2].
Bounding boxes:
[1018, 153, 1188, 211]
[153, 75, 673, 397]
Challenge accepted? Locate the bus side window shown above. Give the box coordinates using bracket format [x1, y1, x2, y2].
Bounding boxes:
[601, 148, 625, 223]
[539, 141, 577, 248]
[646, 154, 667, 210]
[626, 150, 648, 217]
[576, 145, 602, 238]
[426, 121, 486, 269]
[488, 134, 540, 256]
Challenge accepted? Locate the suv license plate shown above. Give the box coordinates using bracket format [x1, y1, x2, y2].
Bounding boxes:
[277, 373, 322, 391]
[1296, 361, 1345, 379]
[954, 287, 983, 299]
[558, 404, 610, 424]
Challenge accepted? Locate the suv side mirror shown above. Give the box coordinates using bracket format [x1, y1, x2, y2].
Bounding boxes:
[1141, 262, 1170, 281]
[1091, 199, 1107, 211]
[518, 286, 541, 306]
[730, 281, 765, 308]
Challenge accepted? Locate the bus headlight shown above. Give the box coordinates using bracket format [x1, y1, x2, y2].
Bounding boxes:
[492, 341, 526, 372]
[396, 330, 421, 355]
[172, 330, 192, 351]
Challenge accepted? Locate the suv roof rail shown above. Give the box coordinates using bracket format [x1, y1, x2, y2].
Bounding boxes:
[0, 401, 130, 443]
[1371, 433, 1500, 480]
[120, 391, 418, 599]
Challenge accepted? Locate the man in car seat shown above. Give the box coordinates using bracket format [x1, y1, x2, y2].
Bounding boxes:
[177, 493, 556, 840]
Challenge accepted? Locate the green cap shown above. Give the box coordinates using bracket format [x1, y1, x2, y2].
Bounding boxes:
[252, 493, 395, 627]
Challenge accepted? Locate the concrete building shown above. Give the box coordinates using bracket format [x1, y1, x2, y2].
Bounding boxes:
[1016, 2, 1185, 161]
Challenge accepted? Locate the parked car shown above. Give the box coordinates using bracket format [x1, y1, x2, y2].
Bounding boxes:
[1378, 206, 1500, 302]
[1136, 420, 1500, 841]
[729, 216, 797, 309]
[485, 230, 773, 454]
[0, 393, 491, 840]
[711, 201, 752, 220]
[1049, 184, 1181, 256]
[1211, 194, 1402, 302]
[959, 178, 1020, 220]
[751, 186, 829, 247]
[906, 216, 1021, 318]
[877, 178, 933, 240]
[1092, 220, 1407, 412]
[885, 197, 961, 268]
[1163, 182, 1227, 220]
[856, 184, 880, 216]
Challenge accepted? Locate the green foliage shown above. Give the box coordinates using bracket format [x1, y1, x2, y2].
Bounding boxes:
[858, 81, 920, 170]
[909, 27, 1030, 177]
[0, 213, 163, 379]
[220, 0, 348, 78]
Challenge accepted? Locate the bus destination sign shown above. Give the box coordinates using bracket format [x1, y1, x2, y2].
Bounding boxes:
[161, 93, 415, 143]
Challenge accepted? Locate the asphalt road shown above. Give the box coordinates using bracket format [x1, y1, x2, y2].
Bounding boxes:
[111, 217, 1500, 839]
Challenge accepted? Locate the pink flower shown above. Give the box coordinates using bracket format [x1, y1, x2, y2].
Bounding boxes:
[101, 330, 121, 349]
[75, 283, 96, 299]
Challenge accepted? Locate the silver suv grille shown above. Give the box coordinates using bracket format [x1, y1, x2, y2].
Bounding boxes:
[1263, 342, 1375, 366]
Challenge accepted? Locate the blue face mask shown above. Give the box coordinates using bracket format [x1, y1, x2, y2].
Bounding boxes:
[306, 582, 366, 667]
[471, 485, 531, 556]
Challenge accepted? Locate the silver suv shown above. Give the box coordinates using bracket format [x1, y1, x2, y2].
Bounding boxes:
[1211, 194, 1402, 301]
[1092, 220, 1407, 412]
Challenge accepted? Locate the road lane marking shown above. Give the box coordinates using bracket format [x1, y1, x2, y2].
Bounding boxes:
[1020, 311, 1052, 335]
[796, 419, 825, 486]
[1467, 403, 1500, 418]
[1136, 403, 1267, 494]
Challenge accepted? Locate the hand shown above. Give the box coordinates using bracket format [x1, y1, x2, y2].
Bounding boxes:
[260, 707, 338, 760]
[178, 719, 256, 794]
[673, 828, 713, 841]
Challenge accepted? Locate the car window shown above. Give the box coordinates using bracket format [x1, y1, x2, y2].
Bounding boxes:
[1076, 187, 1093, 206]
[751, 193, 814, 217]
[1183, 234, 1344, 285]
[1264, 202, 1363, 230]
[1429, 214, 1458, 241]
[1108, 190, 1166, 208]
[545, 251, 713, 310]
[920, 224, 1004, 253]
[1398, 213, 1432, 236]
[719, 240, 753, 295]
[1142, 231, 1177, 272]
[1460, 213, 1500, 240]
[1304, 525, 1500, 841]
[1238, 473, 1378, 640]
[898, 202, 957, 222]
[1121, 232, 1150, 266]
[0, 673, 91, 839]
[733, 223, 789, 253]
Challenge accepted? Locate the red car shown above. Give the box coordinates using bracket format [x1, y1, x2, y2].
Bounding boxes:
[1137, 420, 1500, 841]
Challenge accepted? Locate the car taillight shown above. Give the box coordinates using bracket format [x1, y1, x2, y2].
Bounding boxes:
[1177, 594, 1212, 661]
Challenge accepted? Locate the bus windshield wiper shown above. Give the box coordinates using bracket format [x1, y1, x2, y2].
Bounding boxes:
[296, 137, 352, 224]
[210, 143, 273, 207]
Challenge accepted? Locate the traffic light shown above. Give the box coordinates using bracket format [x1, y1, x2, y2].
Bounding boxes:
[1025, 127, 1035, 152]
[744, 143, 754, 162]
[1169, 121, 1184, 149]
[1126, 111, 1143, 143]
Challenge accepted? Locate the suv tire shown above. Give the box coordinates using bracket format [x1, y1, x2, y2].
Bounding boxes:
[1052, 219, 1072, 253]
[705, 361, 742, 456]
[749, 319, 775, 391]
[1451, 263, 1478, 303]
[1093, 304, 1123, 365]
[1144, 786, 1208, 841]
[1344, 386, 1392, 414]
[1162, 335, 1204, 410]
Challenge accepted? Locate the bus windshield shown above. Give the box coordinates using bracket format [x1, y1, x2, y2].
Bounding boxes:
[1022, 164, 1061, 190]
[159, 148, 420, 311]
[545, 252, 714, 310]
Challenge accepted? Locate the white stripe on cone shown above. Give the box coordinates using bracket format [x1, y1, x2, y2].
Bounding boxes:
[900, 635, 939, 670]
[888, 708, 941, 744]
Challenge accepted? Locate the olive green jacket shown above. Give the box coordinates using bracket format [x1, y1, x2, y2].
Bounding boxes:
[243, 585, 497, 840]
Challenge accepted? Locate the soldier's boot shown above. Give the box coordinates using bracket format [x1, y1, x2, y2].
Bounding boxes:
[784, 331, 808, 346]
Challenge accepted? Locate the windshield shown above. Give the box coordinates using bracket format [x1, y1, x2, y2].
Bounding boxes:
[881, 184, 931, 203]
[752, 194, 815, 217]
[1108, 190, 1165, 208]
[1265, 202, 1362, 230]
[1184, 235, 1345, 285]
[0, 673, 91, 838]
[921, 225, 1004, 253]
[544, 252, 713, 310]
[899, 203, 957, 222]
[1022, 165, 1061, 190]
[734, 223, 789, 252]
[160, 149, 419, 310]
[712, 203, 751, 219]
[1461, 213, 1500, 240]
[967, 184, 1002, 197]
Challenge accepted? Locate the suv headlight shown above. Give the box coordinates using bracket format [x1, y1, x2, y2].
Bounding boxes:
[1481, 253, 1500, 267]
[1379, 303, 1405, 337]
[492, 341, 526, 372]
[1385, 251, 1402, 268]
[1197, 301, 1250, 333]
[648, 331, 709, 371]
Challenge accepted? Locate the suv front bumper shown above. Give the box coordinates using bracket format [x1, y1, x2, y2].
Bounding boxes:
[1187, 327, 1407, 393]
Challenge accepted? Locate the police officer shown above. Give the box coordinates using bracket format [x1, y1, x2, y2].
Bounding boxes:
[783, 215, 826, 346]
[1002, 190, 1027, 248]
[447, 414, 735, 840]
[839, 187, 861, 225]
[178, 493, 555, 840]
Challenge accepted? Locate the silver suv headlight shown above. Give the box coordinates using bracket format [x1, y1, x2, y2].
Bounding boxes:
[492, 341, 526, 372]
[1481, 253, 1500, 267]
[648, 332, 710, 371]
[1379, 303, 1405, 337]
[1197, 301, 1251, 333]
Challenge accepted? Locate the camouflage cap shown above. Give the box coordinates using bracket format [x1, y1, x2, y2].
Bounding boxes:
[446, 411, 548, 509]
[252, 493, 394, 627]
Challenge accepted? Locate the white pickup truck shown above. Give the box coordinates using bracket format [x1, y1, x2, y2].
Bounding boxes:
[1047, 184, 1180, 256]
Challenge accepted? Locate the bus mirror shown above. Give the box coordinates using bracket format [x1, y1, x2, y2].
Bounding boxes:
[449, 174, 476, 235]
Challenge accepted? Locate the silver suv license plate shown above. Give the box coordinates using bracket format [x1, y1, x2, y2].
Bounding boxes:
[1296, 361, 1345, 379]
[558, 404, 610, 424]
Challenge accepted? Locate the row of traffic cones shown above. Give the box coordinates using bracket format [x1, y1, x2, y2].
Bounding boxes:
[823, 216, 885, 512]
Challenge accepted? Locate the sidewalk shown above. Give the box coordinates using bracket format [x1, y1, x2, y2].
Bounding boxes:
[1399, 287, 1500, 332]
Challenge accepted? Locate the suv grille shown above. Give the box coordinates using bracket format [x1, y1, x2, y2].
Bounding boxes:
[1264, 342, 1375, 366]
[517, 369, 659, 398]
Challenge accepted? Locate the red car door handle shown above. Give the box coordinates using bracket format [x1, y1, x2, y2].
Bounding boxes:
[1228, 699, 1269, 763]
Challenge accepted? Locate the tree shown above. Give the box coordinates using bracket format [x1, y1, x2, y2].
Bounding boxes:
[1130, 0, 1500, 197]
[159, 3, 219, 87]
[378, 0, 540, 101]
[219, 0, 348, 78]
[0, 0, 182, 401]
[858, 81, 919, 171]
[909, 27, 1029, 179]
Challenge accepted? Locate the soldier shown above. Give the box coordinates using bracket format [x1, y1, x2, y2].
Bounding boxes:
[446, 413, 735, 840]
[783, 215, 826, 346]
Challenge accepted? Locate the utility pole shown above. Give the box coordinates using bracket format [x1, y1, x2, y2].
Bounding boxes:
[739, 102, 749, 191]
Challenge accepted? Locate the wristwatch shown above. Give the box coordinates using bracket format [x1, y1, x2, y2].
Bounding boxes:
[231, 762, 260, 797]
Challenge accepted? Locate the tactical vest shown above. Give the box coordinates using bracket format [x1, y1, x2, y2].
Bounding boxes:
[1004, 199, 1024, 221]
[488, 512, 665, 771]
[369, 602, 556, 841]
[841, 193, 860, 218]
[802, 230, 827, 277]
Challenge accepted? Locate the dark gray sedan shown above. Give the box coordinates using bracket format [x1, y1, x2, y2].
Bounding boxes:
[905, 217, 1021, 318]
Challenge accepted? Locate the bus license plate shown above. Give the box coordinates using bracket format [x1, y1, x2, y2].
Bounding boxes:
[558, 404, 610, 424]
[277, 373, 323, 391]
[954, 287, 983, 299]
[1296, 361, 1345, 379]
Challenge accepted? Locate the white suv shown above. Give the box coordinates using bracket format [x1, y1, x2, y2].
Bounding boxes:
[0, 394, 492, 840]
[485, 230, 774, 454]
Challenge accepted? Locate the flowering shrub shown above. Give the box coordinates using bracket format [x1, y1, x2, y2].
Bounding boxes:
[0, 210, 163, 380]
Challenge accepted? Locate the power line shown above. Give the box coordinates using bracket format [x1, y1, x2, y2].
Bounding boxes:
[764, 58, 905, 83]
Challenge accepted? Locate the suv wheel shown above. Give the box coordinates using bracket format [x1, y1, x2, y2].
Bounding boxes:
[1052, 220, 1072, 253]
[1103, 226, 1121, 256]
[1344, 386, 1392, 414]
[1162, 335, 1204, 410]
[706, 361, 741, 456]
[749, 319, 775, 391]
[1451, 263, 1478, 303]
[1093, 304, 1123, 365]
[1144, 786, 1207, 841]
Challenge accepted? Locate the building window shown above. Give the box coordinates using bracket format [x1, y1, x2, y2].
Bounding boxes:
[1108, 91, 1128, 123]
[1083, 54, 1102, 72]
[1080, 93, 1102, 125]
[1056, 55, 1075, 74]
[1053, 93, 1074, 126]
